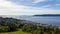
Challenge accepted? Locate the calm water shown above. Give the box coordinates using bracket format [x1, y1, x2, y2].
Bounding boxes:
[19, 16, 60, 26]
[1, 15, 60, 26]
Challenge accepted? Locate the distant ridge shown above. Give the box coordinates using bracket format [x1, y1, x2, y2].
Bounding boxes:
[34, 14, 60, 16]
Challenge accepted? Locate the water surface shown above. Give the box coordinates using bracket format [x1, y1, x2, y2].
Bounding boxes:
[19, 16, 60, 26]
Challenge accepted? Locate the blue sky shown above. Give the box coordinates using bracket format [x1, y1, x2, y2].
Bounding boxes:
[0, 0, 60, 15]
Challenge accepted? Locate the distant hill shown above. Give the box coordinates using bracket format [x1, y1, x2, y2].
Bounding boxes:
[34, 14, 60, 16]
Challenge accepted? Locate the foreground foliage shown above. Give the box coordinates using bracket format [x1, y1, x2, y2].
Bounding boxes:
[0, 29, 31, 34]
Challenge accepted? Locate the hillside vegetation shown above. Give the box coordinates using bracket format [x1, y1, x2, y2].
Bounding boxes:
[0, 17, 60, 34]
[0, 29, 31, 34]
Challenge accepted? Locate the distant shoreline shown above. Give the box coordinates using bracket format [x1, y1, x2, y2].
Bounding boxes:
[34, 14, 60, 16]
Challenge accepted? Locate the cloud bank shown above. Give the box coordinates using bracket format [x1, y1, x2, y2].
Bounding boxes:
[33, 0, 46, 3]
[0, 0, 60, 15]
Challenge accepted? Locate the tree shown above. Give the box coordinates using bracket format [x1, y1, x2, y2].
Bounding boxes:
[32, 30, 44, 34]
[22, 23, 37, 32]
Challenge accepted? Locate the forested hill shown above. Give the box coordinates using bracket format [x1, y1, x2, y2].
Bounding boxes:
[34, 14, 60, 16]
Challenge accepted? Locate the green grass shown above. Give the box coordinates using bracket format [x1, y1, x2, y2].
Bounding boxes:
[0, 29, 31, 34]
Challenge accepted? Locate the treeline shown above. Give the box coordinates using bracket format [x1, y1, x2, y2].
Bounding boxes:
[0, 17, 60, 34]
[0, 17, 27, 32]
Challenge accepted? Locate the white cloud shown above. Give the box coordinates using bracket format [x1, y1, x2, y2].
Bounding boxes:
[0, 0, 60, 15]
[33, 0, 46, 3]
[0, 0, 41, 15]
[41, 5, 51, 8]
[56, 4, 60, 6]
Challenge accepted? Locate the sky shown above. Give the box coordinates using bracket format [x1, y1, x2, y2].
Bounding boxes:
[0, 0, 60, 15]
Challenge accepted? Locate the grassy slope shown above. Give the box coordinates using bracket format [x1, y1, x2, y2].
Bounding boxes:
[0, 29, 31, 34]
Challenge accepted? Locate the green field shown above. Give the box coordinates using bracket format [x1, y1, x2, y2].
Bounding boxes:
[0, 29, 31, 34]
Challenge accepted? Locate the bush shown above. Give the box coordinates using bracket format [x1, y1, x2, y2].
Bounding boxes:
[22, 23, 37, 32]
[0, 26, 9, 32]
[32, 30, 44, 34]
